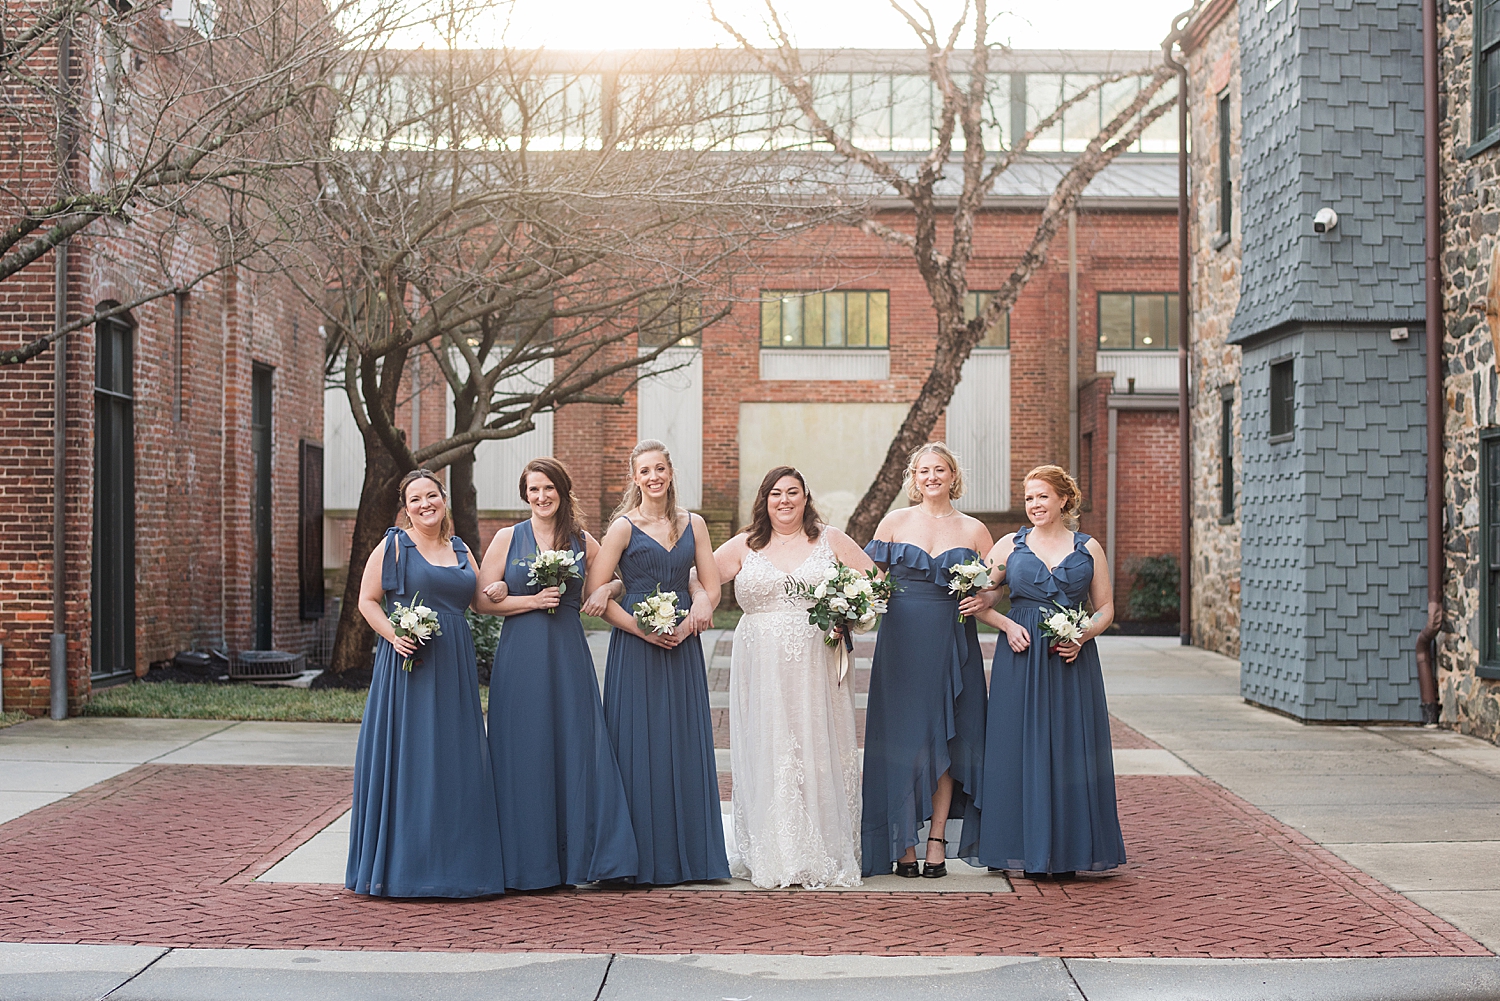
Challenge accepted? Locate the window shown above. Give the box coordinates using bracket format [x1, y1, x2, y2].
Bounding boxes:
[93, 314, 135, 681]
[1220, 389, 1235, 518]
[1098, 292, 1179, 350]
[1482, 430, 1500, 675]
[1217, 91, 1232, 239]
[964, 291, 1010, 348]
[1269, 358, 1294, 440]
[1080, 432, 1093, 509]
[1477, 0, 1500, 147]
[299, 441, 324, 621]
[639, 291, 702, 348]
[760, 291, 889, 349]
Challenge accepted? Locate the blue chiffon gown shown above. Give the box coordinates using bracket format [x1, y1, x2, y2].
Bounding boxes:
[978, 528, 1126, 874]
[487, 520, 638, 888]
[346, 527, 507, 897]
[602, 520, 730, 885]
[860, 541, 986, 877]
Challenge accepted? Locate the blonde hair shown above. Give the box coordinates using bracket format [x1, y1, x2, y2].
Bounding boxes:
[396, 469, 455, 538]
[903, 441, 967, 504]
[611, 439, 683, 544]
[1024, 464, 1083, 530]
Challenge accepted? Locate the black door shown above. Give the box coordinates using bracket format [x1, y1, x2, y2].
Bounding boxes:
[93, 316, 135, 680]
[252, 364, 273, 649]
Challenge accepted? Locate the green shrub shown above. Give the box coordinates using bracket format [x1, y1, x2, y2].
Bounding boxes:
[1125, 554, 1180, 622]
[466, 609, 503, 665]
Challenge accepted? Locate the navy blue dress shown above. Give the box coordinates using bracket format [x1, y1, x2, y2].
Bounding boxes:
[860, 541, 986, 876]
[488, 520, 638, 889]
[978, 528, 1126, 874]
[602, 520, 729, 884]
[346, 528, 507, 897]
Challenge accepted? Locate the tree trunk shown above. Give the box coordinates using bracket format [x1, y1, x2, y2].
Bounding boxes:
[450, 447, 481, 557]
[328, 437, 403, 674]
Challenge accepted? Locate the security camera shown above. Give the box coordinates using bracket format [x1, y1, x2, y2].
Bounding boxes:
[1313, 207, 1338, 234]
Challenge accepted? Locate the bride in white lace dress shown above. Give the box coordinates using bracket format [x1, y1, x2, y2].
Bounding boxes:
[711, 466, 876, 888]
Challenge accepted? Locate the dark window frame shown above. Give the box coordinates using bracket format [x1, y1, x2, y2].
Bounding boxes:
[299, 440, 325, 621]
[1269, 357, 1295, 442]
[759, 290, 890, 350]
[1216, 90, 1232, 240]
[1219, 385, 1236, 520]
[93, 312, 136, 682]
[1096, 291, 1181, 351]
[963, 290, 1010, 349]
[1472, 0, 1500, 158]
[1481, 428, 1500, 678]
[638, 291, 704, 348]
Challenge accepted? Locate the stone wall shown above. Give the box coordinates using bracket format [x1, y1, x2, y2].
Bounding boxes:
[1185, 0, 1244, 657]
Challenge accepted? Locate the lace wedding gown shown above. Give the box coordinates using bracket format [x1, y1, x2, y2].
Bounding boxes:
[728, 531, 862, 888]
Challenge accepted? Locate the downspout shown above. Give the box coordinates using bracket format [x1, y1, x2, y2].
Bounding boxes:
[50, 19, 73, 722]
[1068, 211, 1079, 478]
[1164, 11, 1193, 647]
[1106, 405, 1118, 580]
[1415, 0, 1442, 726]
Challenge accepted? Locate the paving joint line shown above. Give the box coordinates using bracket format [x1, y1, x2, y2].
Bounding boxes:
[141, 721, 241, 765]
[99, 945, 172, 1000]
[590, 953, 616, 1001]
[1059, 957, 1089, 1000]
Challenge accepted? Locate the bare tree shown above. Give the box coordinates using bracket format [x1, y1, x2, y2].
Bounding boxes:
[271, 45, 835, 673]
[0, 0, 416, 365]
[713, 0, 1177, 543]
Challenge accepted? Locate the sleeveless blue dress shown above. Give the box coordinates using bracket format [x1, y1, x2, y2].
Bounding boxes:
[860, 541, 986, 876]
[602, 520, 729, 884]
[346, 528, 507, 897]
[487, 520, 638, 889]
[978, 528, 1126, 873]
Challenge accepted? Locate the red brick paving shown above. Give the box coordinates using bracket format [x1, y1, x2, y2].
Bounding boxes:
[0, 763, 1485, 957]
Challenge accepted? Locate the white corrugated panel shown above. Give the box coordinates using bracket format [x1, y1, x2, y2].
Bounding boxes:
[637, 348, 703, 509]
[947, 349, 1010, 513]
[469, 359, 554, 511]
[1096, 351, 1179, 393]
[323, 385, 364, 511]
[759, 349, 890, 381]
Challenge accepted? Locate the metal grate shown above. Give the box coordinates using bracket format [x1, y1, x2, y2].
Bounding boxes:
[229, 650, 306, 680]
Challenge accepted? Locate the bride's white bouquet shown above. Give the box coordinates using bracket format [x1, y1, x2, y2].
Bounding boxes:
[945, 556, 995, 623]
[786, 563, 895, 648]
[389, 591, 441, 671]
[517, 548, 583, 614]
[633, 585, 685, 635]
[1040, 601, 1093, 655]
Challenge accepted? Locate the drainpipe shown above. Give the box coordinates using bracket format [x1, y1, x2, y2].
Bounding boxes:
[1415, 0, 1442, 726]
[50, 20, 73, 722]
[1068, 211, 1079, 478]
[1164, 11, 1193, 647]
[1106, 405, 1118, 579]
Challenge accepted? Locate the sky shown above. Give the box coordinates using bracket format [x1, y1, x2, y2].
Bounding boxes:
[478, 0, 1191, 52]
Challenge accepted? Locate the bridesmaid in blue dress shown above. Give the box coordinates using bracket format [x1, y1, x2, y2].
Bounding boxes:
[976, 464, 1126, 878]
[861, 443, 995, 878]
[477, 457, 639, 889]
[347, 470, 509, 897]
[584, 439, 728, 885]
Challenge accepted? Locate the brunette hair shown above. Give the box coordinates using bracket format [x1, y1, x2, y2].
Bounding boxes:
[396, 469, 454, 538]
[1024, 464, 1083, 530]
[903, 442, 966, 503]
[518, 457, 587, 550]
[744, 466, 823, 551]
[610, 439, 683, 544]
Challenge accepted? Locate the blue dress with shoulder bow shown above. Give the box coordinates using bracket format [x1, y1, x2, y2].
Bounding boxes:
[488, 520, 638, 888]
[978, 528, 1125, 873]
[346, 528, 507, 897]
[860, 540, 987, 876]
[602, 520, 729, 885]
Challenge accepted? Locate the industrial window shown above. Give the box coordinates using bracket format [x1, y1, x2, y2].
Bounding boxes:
[639, 291, 703, 348]
[1269, 359, 1294, 440]
[1478, 0, 1500, 145]
[1482, 431, 1500, 675]
[964, 291, 1010, 348]
[1217, 91, 1232, 238]
[1097, 292, 1179, 350]
[760, 291, 889, 349]
[299, 440, 324, 621]
[1220, 389, 1235, 518]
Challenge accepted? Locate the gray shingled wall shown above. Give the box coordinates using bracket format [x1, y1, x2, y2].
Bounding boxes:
[1230, 0, 1426, 342]
[1239, 328, 1428, 721]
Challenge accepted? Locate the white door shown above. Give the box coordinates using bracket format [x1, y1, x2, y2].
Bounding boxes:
[637, 348, 703, 509]
[947, 349, 1010, 513]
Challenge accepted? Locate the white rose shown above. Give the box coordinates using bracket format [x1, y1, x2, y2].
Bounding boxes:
[399, 612, 419, 630]
[415, 605, 431, 617]
[813, 581, 828, 599]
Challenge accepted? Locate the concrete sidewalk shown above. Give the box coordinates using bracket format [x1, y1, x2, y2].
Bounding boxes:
[3, 944, 1499, 1001]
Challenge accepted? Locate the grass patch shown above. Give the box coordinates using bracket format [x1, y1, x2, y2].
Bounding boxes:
[83, 681, 370, 723]
[0, 710, 29, 729]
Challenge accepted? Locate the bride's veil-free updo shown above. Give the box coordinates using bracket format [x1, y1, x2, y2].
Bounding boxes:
[1024, 464, 1084, 531]
[902, 442, 967, 503]
[610, 439, 683, 545]
[745, 466, 823, 551]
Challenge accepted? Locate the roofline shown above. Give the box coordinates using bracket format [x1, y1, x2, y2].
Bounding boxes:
[1181, 0, 1237, 54]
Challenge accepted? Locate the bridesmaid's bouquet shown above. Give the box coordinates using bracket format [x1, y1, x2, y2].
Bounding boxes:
[518, 548, 583, 614]
[633, 585, 685, 635]
[389, 591, 442, 671]
[787, 563, 894, 647]
[945, 556, 995, 623]
[1040, 601, 1093, 655]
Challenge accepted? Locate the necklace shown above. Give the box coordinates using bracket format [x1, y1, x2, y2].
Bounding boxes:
[920, 506, 958, 520]
[771, 528, 802, 544]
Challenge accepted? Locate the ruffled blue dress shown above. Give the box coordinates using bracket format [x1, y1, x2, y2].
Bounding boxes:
[978, 528, 1126, 874]
[487, 520, 638, 889]
[346, 528, 507, 897]
[602, 520, 729, 884]
[860, 540, 986, 876]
